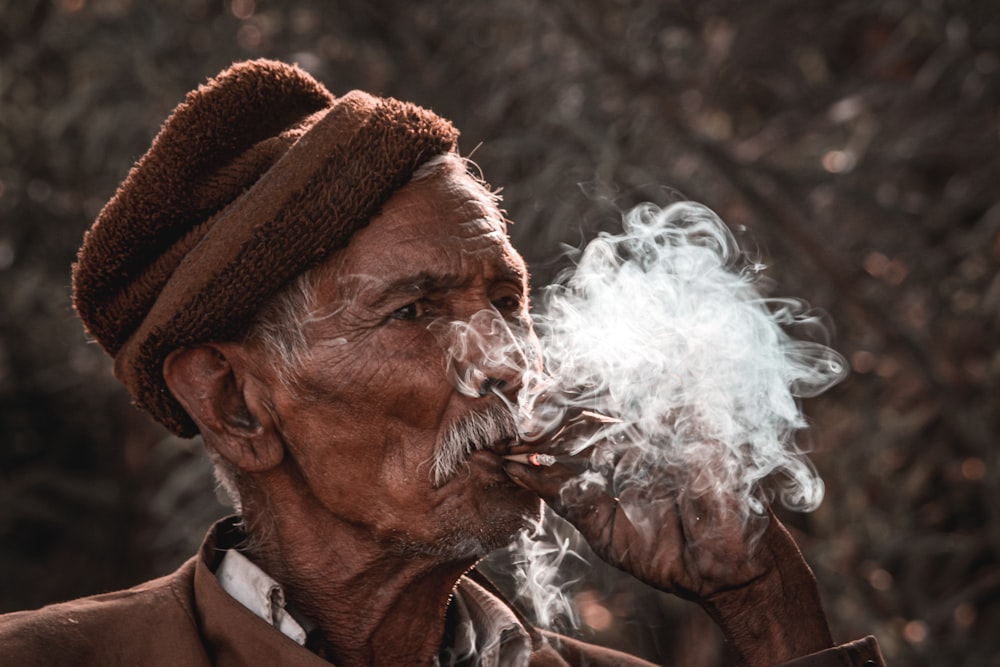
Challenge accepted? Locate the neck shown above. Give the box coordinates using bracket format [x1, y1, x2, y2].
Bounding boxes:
[239, 481, 476, 666]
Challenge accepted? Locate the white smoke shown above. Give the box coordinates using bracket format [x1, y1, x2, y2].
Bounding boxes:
[501, 200, 848, 627]
[507, 512, 585, 629]
[522, 201, 845, 511]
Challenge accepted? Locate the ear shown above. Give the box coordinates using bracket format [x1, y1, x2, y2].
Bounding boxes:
[163, 344, 284, 472]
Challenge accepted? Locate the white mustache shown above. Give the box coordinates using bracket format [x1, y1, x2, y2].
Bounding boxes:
[431, 404, 519, 486]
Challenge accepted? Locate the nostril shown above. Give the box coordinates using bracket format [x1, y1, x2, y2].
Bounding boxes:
[478, 377, 507, 397]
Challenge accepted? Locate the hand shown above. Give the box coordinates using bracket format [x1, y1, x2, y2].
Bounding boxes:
[505, 444, 766, 598]
[503, 444, 834, 665]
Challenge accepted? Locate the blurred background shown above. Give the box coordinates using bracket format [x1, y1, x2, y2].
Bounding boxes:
[1, 0, 997, 664]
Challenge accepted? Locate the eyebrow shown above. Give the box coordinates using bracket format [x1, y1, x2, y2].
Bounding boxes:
[377, 271, 461, 303]
[368, 265, 526, 309]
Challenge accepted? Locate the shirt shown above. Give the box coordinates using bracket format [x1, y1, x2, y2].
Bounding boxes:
[215, 548, 531, 667]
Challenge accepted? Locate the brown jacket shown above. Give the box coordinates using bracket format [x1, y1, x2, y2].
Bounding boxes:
[0, 520, 884, 666]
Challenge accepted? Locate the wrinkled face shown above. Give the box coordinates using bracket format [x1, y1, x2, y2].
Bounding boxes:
[264, 162, 541, 560]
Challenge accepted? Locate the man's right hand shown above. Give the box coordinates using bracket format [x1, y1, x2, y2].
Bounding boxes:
[504, 446, 835, 666]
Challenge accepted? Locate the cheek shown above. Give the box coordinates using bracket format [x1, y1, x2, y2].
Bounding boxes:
[280, 329, 454, 471]
[305, 329, 445, 400]
[350, 330, 454, 420]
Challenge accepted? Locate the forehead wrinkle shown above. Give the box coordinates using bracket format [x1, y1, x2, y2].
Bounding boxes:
[454, 195, 502, 225]
[313, 171, 528, 313]
[368, 220, 524, 286]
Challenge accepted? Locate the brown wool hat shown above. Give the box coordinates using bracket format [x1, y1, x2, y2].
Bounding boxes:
[73, 59, 459, 437]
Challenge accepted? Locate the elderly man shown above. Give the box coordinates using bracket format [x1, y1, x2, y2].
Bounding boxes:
[0, 60, 884, 666]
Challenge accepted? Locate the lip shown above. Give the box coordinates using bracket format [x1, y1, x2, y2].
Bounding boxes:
[485, 436, 518, 456]
[468, 449, 507, 469]
[466, 449, 524, 485]
[504, 441, 536, 456]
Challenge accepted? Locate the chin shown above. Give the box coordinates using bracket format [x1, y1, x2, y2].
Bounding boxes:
[391, 494, 541, 562]
[459, 491, 542, 557]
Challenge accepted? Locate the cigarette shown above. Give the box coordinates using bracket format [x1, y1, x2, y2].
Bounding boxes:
[503, 452, 558, 467]
[577, 410, 623, 424]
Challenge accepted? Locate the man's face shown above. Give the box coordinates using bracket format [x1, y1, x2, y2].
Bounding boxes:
[259, 162, 541, 560]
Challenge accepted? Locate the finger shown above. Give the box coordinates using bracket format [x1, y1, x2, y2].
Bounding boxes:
[503, 439, 617, 504]
[502, 460, 578, 501]
[509, 461, 624, 547]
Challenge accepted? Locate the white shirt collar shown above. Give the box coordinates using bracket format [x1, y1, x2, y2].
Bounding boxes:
[216, 549, 312, 646]
[216, 549, 531, 665]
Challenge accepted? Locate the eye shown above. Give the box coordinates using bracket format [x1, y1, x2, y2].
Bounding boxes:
[390, 300, 429, 321]
[492, 293, 524, 316]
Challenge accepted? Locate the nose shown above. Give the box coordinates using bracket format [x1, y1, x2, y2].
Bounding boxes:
[477, 376, 509, 398]
[466, 310, 531, 402]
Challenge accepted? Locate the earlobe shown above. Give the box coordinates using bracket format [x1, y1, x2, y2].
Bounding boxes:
[163, 345, 284, 472]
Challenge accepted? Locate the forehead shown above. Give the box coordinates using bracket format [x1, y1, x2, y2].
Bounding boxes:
[327, 164, 527, 287]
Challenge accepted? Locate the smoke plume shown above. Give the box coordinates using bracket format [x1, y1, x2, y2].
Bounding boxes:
[498, 200, 847, 626]
[522, 201, 846, 511]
